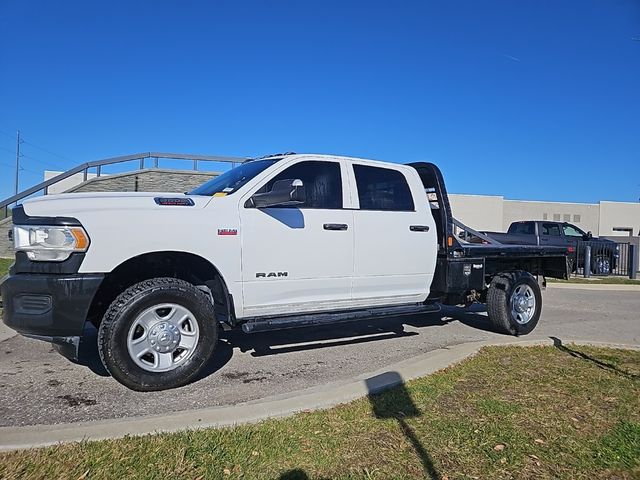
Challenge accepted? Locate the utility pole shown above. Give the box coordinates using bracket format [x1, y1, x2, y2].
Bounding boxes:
[14, 130, 21, 200]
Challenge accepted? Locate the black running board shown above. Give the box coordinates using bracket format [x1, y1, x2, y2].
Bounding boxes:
[240, 303, 441, 334]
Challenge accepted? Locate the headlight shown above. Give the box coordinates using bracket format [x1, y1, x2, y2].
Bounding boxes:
[13, 225, 90, 261]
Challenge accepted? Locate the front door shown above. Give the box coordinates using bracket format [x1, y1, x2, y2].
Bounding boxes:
[239, 159, 354, 318]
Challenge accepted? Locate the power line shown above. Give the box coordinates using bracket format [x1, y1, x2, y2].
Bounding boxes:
[0, 129, 14, 140]
[0, 145, 62, 170]
[19, 166, 41, 175]
[20, 153, 63, 170]
[15, 130, 21, 199]
[0, 128, 72, 162]
[22, 139, 72, 162]
[0, 132, 62, 205]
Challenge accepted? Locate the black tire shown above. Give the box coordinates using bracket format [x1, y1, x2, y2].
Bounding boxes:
[486, 271, 542, 336]
[98, 277, 218, 391]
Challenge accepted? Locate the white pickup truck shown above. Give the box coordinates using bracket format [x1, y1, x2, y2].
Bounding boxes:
[2, 153, 569, 391]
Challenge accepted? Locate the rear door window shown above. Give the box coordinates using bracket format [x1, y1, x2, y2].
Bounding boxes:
[353, 165, 414, 211]
[542, 223, 561, 236]
[509, 222, 535, 235]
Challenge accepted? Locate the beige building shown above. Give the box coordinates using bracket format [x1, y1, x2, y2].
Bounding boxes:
[44, 170, 104, 194]
[449, 194, 640, 237]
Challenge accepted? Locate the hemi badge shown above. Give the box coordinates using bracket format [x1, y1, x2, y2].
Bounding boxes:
[154, 197, 195, 206]
[218, 229, 238, 236]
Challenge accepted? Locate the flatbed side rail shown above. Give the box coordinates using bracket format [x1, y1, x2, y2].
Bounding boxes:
[451, 217, 503, 245]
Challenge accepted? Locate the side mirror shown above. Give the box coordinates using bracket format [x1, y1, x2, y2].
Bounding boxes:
[248, 179, 306, 208]
[584, 231, 593, 240]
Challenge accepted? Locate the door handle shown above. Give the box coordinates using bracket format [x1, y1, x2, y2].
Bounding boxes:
[409, 225, 430, 232]
[323, 223, 348, 231]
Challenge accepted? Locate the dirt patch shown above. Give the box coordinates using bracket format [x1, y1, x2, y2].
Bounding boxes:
[56, 394, 97, 407]
[223, 370, 272, 383]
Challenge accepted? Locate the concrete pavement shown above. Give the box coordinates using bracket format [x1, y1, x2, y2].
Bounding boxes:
[1, 337, 637, 451]
[0, 287, 638, 450]
[547, 282, 640, 291]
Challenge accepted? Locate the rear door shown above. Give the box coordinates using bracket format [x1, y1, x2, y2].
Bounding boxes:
[506, 221, 538, 245]
[539, 222, 567, 247]
[239, 159, 354, 317]
[350, 163, 437, 306]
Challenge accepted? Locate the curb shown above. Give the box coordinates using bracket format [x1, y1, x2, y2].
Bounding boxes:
[547, 282, 640, 291]
[1, 337, 638, 452]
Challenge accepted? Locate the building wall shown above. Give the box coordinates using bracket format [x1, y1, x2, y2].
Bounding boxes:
[44, 171, 103, 194]
[502, 200, 600, 234]
[598, 202, 640, 237]
[449, 194, 637, 238]
[448, 194, 504, 231]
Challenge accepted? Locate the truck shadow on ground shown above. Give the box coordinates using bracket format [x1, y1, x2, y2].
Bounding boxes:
[439, 303, 506, 334]
[196, 304, 498, 382]
[76, 303, 497, 381]
[195, 313, 444, 381]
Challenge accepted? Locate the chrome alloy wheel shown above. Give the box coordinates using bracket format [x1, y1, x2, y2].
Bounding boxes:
[510, 284, 536, 325]
[127, 303, 200, 372]
[595, 257, 611, 275]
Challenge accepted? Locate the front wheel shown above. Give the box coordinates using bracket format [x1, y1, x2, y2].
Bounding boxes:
[486, 271, 542, 335]
[98, 277, 218, 391]
[591, 255, 611, 276]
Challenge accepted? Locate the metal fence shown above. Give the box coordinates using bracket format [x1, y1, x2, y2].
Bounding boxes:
[0, 151, 249, 219]
[571, 240, 635, 278]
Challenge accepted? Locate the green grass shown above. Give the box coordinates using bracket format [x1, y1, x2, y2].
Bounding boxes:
[1, 345, 639, 479]
[548, 277, 640, 285]
[0, 257, 12, 278]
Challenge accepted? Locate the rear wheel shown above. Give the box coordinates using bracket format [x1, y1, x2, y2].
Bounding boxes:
[486, 271, 542, 335]
[98, 277, 218, 391]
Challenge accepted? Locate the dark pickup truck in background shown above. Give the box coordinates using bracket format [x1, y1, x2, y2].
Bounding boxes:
[480, 221, 619, 275]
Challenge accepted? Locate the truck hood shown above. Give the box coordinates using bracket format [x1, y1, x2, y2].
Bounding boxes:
[590, 236, 618, 245]
[20, 191, 213, 219]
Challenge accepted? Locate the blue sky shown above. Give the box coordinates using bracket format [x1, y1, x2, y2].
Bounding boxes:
[1, 0, 639, 203]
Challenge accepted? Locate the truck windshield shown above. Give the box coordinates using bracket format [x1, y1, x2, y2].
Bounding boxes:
[188, 159, 278, 196]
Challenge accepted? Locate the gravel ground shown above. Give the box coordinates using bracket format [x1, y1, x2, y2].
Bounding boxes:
[0, 287, 638, 427]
